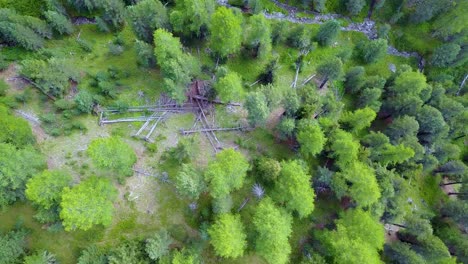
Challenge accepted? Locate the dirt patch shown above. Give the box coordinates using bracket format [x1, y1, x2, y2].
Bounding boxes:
[0, 63, 29, 91]
[266, 107, 285, 130]
[384, 223, 401, 243]
[441, 177, 457, 200]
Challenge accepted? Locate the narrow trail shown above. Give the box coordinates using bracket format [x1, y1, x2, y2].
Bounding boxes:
[218, 0, 420, 59]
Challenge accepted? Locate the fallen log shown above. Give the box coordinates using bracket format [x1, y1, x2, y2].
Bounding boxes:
[180, 126, 248, 135]
[100, 116, 162, 124]
[190, 95, 241, 106]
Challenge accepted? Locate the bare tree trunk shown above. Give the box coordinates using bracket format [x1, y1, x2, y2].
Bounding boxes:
[440, 181, 465, 186]
[448, 192, 468, 196]
[319, 77, 328, 89]
[456, 73, 468, 95]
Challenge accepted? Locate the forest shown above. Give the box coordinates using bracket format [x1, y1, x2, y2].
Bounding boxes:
[0, 0, 467, 263]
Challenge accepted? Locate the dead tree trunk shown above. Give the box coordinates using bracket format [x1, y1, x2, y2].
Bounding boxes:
[319, 76, 328, 89]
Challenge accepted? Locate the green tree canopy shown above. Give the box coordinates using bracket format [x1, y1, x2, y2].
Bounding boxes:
[154, 28, 199, 103]
[0, 105, 35, 147]
[87, 137, 137, 180]
[20, 57, 79, 97]
[346, 0, 365, 15]
[44, 10, 73, 35]
[60, 177, 117, 231]
[204, 148, 249, 199]
[170, 0, 215, 37]
[175, 163, 206, 200]
[145, 230, 173, 261]
[416, 105, 449, 145]
[273, 160, 315, 218]
[127, 0, 168, 42]
[296, 119, 326, 159]
[0, 230, 26, 264]
[208, 214, 247, 258]
[26, 170, 72, 210]
[209, 7, 243, 58]
[253, 198, 292, 264]
[214, 72, 243, 102]
[431, 43, 461, 67]
[385, 115, 420, 143]
[356, 38, 388, 63]
[332, 161, 381, 207]
[330, 129, 360, 169]
[316, 57, 343, 88]
[245, 14, 272, 59]
[316, 20, 340, 46]
[23, 250, 57, 264]
[323, 209, 384, 264]
[245, 91, 270, 127]
[0, 143, 46, 208]
[339, 107, 376, 134]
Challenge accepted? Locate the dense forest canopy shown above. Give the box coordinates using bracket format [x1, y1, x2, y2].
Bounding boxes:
[0, 0, 467, 263]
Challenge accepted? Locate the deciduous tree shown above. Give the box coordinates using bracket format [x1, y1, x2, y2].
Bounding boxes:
[60, 177, 117, 231]
[253, 198, 292, 264]
[87, 137, 137, 180]
[26, 170, 72, 210]
[170, 0, 215, 37]
[209, 7, 243, 58]
[245, 14, 272, 59]
[204, 149, 249, 199]
[245, 91, 270, 126]
[208, 214, 247, 258]
[273, 160, 315, 218]
[296, 119, 326, 159]
[340, 107, 376, 134]
[127, 0, 168, 42]
[175, 163, 206, 200]
[214, 72, 243, 102]
[154, 29, 199, 103]
[356, 38, 388, 63]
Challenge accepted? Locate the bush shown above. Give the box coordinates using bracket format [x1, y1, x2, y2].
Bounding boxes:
[431, 43, 461, 67]
[108, 43, 124, 56]
[74, 90, 94, 113]
[76, 38, 92, 52]
[44, 10, 73, 35]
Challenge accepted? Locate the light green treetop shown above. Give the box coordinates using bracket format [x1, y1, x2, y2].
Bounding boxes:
[208, 214, 247, 258]
[204, 149, 249, 199]
[273, 160, 315, 218]
[26, 170, 72, 209]
[60, 177, 117, 231]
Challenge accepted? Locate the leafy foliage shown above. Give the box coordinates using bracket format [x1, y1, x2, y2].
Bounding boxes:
[253, 198, 292, 264]
[60, 177, 117, 231]
[245, 91, 270, 126]
[209, 7, 243, 58]
[153, 28, 199, 103]
[215, 72, 243, 102]
[296, 119, 326, 159]
[204, 149, 249, 199]
[175, 163, 206, 200]
[44, 10, 73, 35]
[0, 105, 35, 147]
[170, 0, 215, 37]
[273, 160, 315, 218]
[87, 137, 137, 180]
[26, 170, 72, 210]
[145, 230, 173, 261]
[208, 214, 247, 258]
[316, 20, 340, 46]
[0, 143, 46, 208]
[128, 0, 168, 42]
[20, 57, 79, 97]
[0, 230, 27, 264]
